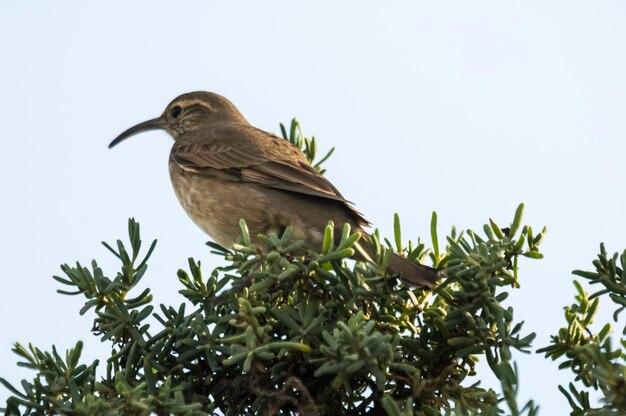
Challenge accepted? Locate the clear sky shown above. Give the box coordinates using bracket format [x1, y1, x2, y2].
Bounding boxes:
[2, 1, 625, 413]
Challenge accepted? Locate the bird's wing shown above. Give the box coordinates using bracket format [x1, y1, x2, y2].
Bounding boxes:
[171, 131, 345, 202]
[240, 160, 347, 201]
[170, 127, 369, 225]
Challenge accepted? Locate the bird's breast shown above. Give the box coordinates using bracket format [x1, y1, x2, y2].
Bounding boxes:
[168, 160, 361, 252]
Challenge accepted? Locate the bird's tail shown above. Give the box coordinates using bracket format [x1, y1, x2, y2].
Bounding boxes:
[353, 235, 441, 288]
[387, 252, 440, 288]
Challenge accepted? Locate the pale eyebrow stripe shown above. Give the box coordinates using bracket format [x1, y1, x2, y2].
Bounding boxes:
[178, 99, 213, 110]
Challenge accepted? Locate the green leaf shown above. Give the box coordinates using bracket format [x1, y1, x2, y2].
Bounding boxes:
[394, 213, 402, 253]
[509, 203, 525, 238]
[430, 211, 440, 261]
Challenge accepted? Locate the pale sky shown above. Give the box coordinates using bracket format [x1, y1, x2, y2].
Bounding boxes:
[2, 2, 626, 414]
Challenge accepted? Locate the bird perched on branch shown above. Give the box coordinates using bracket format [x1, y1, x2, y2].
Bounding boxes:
[110, 91, 440, 288]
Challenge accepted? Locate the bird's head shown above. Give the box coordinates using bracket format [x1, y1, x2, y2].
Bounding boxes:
[109, 91, 248, 147]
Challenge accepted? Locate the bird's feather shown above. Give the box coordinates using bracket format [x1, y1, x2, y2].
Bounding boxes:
[170, 125, 369, 226]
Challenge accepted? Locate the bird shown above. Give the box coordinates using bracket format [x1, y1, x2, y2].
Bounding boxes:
[109, 91, 440, 288]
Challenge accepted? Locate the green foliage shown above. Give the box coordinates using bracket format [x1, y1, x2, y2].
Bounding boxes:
[538, 245, 626, 415]
[279, 118, 334, 174]
[1, 206, 544, 415]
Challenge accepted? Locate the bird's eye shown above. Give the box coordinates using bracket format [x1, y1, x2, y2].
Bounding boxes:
[170, 106, 182, 118]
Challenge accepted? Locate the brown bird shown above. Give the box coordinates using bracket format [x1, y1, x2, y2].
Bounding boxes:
[109, 91, 439, 288]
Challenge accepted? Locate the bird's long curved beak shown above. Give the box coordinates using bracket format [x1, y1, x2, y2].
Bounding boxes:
[108, 117, 165, 148]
